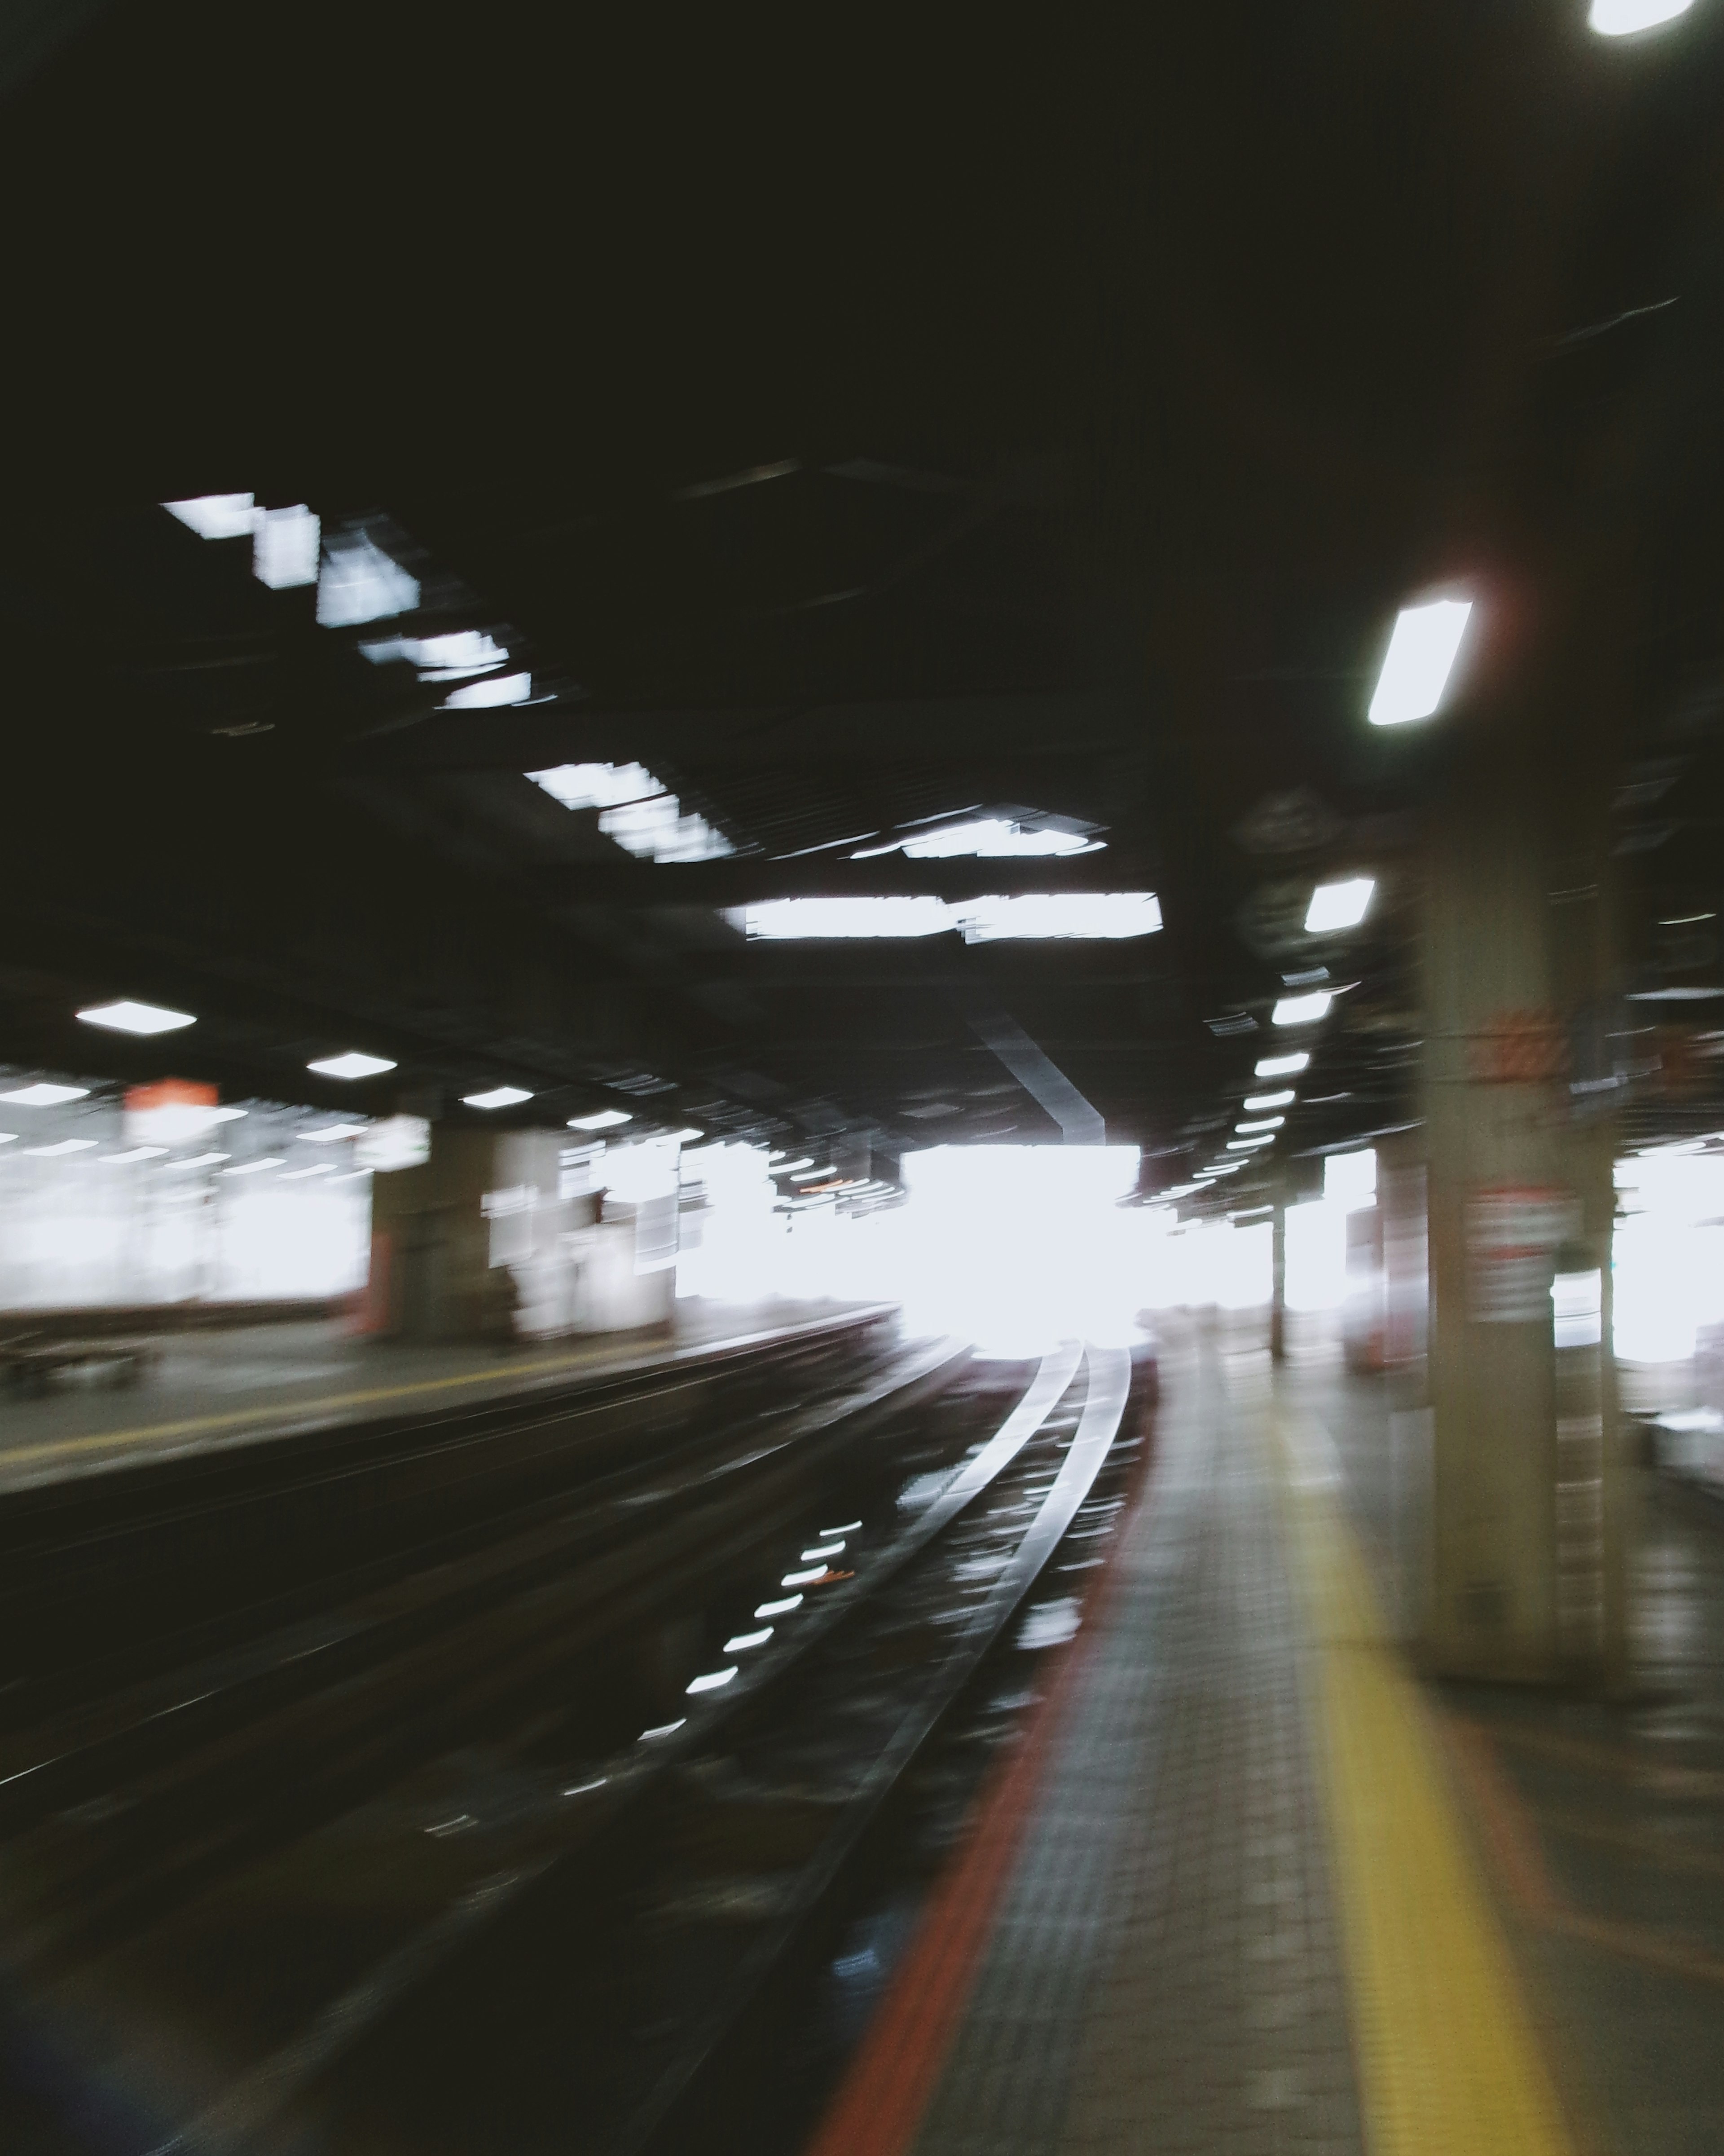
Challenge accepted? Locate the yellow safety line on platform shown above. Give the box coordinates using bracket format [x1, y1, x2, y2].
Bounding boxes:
[1276, 1409, 1575, 2156]
[0, 1341, 628, 1472]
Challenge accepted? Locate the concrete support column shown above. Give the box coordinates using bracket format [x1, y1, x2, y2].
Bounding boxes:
[1421, 747, 1624, 1687]
[1270, 1190, 1288, 1363]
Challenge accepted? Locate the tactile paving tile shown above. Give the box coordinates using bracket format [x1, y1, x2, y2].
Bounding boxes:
[911, 1351, 1365, 2156]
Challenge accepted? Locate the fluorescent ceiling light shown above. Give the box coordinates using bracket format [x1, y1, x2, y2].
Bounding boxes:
[772, 1157, 815, 1174]
[308, 1052, 397, 1080]
[0, 1134, 15, 1145]
[463, 1086, 534, 1109]
[298, 1123, 368, 1144]
[1304, 877, 1375, 935]
[1235, 1116, 1284, 1133]
[0, 1083, 90, 1106]
[1627, 986, 1724, 1002]
[739, 892, 1161, 942]
[1368, 598, 1473, 726]
[25, 1138, 98, 1156]
[1244, 1089, 1295, 1111]
[1227, 1135, 1275, 1151]
[362, 630, 509, 682]
[171, 1152, 230, 1169]
[101, 1146, 169, 1163]
[569, 1108, 633, 1130]
[77, 998, 197, 1036]
[253, 505, 321, 591]
[163, 493, 256, 540]
[1255, 1052, 1310, 1079]
[222, 1157, 285, 1176]
[1589, 0, 1693, 30]
[280, 1163, 337, 1180]
[527, 762, 733, 863]
[852, 816, 1099, 860]
[665, 1126, 704, 1143]
[1272, 992, 1333, 1026]
[443, 670, 532, 709]
[317, 531, 420, 627]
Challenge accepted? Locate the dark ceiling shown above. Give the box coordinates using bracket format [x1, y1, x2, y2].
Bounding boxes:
[4, 3, 1724, 1186]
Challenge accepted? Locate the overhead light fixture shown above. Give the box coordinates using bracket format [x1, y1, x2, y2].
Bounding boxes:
[739, 892, 1161, 941]
[1227, 1135, 1275, 1151]
[1368, 598, 1473, 727]
[76, 998, 197, 1036]
[1255, 1052, 1310, 1080]
[170, 1151, 230, 1169]
[222, 1157, 285, 1177]
[308, 1052, 397, 1080]
[1272, 992, 1333, 1027]
[317, 529, 420, 627]
[1244, 1089, 1296, 1111]
[280, 1163, 338, 1180]
[163, 493, 256, 541]
[528, 762, 734, 864]
[1589, 0, 1693, 31]
[851, 816, 1100, 860]
[443, 670, 532, 709]
[463, 1086, 534, 1110]
[298, 1122, 368, 1145]
[1304, 878, 1375, 935]
[0, 1082, 91, 1106]
[665, 1126, 704, 1144]
[24, 1138, 98, 1156]
[101, 1146, 170, 1164]
[772, 1156, 815, 1174]
[252, 505, 321, 591]
[569, 1108, 633, 1130]
[1235, 1116, 1284, 1133]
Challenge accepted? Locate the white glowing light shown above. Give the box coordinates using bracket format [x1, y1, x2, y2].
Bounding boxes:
[356, 1115, 431, 1171]
[755, 1595, 803, 1617]
[1590, 0, 1693, 29]
[222, 1158, 285, 1177]
[1255, 1052, 1310, 1079]
[569, 1109, 633, 1130]
[724, 1628, 774, 1652]
[640, 1720, 686, 1740]
[464, 1086, 534, 1110]
[782, 1564, 833, 1586]
[308, 1052, 397, 1080]
[280, 1163, 338, 1180]
[163, 493, 255, 540]
[170, 1152, 230, 1170]
[800, 1542, 845, 1561]
[1304, 877, 1375, 934]
[822, 1520, 862, 1534]
[853, 817, 1099, 860]
[317, 531, 420, 627]
[362, 630, 509, 681]
[1368, 598, 1473, 726]
[1235, 1117, 1284, 1134]
[0, 1083, 91, 1106]
[443, 670, 532, 709]
[252, 505, 321, 590]
[1272, 991, 1333, 1027]
[1227, 1136, 1275, 1151]
[298, 1123, 367, 1145]
[685, 1667, 738, 1695]
[1244, 1089, 1296, 1111]
[101, 1146, 170, 1164]
[741, 892, 1161, 941]
[76, 999, 197, 1036]
[24, 1139, 97, 1157]
[665, 1127, 705, 1144]
[527, 761, 734, 862]
[0, 1134, 15, 1145]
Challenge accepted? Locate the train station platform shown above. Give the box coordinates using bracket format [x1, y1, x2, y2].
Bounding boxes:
[813, 1334, 1724, 2156]
[0, 1299, 874, 1491]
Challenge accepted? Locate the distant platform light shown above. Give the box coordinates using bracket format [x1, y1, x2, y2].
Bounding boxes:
[570, 1108, 633, 1130]
[308, 1052, 397, 1080]
[740, 892, 1161, 941]
[1589, 0, 1693, 31]
[163, 493, 256, 540]
[1254, 1051, 1310, 1079]
[463, 1086, 534, 1110]
[0, 1082, 91, 1106]
[1272, 991, 1334, 1027]
[1368, 598, 1473, 726]
[317, 530, 420, 627]
[77, 999, 197, 1036]
[1304, 877, 1375, 935]
[1244, 1089, 1296, 1111]
[252, 505, 321, 591]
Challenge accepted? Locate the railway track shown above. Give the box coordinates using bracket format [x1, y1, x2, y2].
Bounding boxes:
[0, 1331, 1152, 2156]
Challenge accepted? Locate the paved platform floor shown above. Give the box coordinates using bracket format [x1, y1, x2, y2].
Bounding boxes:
[814, 1333, 1724, 2156]
[0, 1298, 869, 1490]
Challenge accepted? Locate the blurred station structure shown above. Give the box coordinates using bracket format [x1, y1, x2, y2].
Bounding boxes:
[2, 6, 1724, 2156]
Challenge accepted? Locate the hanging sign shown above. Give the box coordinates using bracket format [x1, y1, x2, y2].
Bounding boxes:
[1466, 1184, 1580, 1323]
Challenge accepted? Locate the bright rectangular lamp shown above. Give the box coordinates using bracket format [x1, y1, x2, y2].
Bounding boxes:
[1368, 599, 1473, 726]
[1272, 991, 1333, 1026]
[1244, 1089, 1295, 1111]
[569, 1109, 632, 1130]
[1, 1082, 90, 1106]
[1303, 878, 1374, 935]
[463, 1086, 534, 1110]
[1255, 1052, 1310, 1079]
[77, 999, 197, 1036]
[1589, 0, 1693, 31]
[308, 1052, 397, 1080]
